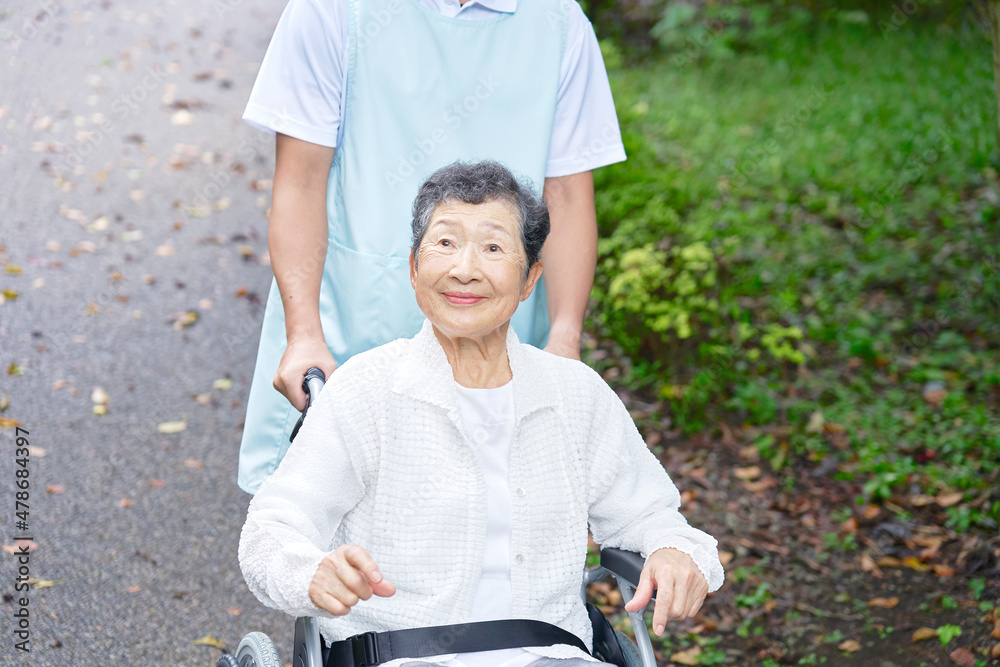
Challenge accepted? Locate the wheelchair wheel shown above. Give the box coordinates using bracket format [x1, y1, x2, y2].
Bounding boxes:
[216, 656, 240, 667]
[235, 631, 282, 667]
[614, 630, 643, 667]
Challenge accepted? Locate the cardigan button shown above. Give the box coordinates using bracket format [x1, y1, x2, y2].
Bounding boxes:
[516, 487, 526, 497]
[514, 553, 524, 564]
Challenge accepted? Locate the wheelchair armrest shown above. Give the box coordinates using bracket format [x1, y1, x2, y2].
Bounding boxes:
[599, 547, 646, 591]
[293, 616, 324, 667]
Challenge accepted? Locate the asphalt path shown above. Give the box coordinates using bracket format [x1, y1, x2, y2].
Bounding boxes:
[1, 1, 303, 664]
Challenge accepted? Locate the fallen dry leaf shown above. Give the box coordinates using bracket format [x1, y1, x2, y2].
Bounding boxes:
[28, 578, 62, 589]
[922, 380, 947, 406]
[0, 418, 22, 429]
[118, 498, 133, 508]
[838, 639, 862, 653]
[933, 564, 957, 577]
[155, 244, 175, 257]
[213, 378, 233, 391]
[669, 646, 701, 665]
[949, 647, 975, 666]
[192, 636, 225, 649]
[26, 445, 45, 458]
[3, 540, 39, 555]
[171, 109, 195, 126]
[742, 477, 776, 493]
[718, 550, 734, 567]
[45, 484, 64, 494]
[902, 556, 929, 572]
[184, 458, 203, 469]
[867, 597, 899, 609]
[149, 479, 166, 488]
[52, 380, 69, 390]
[126, 585, 141, 593]
[733, 466, 761, 480]
[912, 627, 938, 642]
[173, 310, 198, 329]
[936, 492, 964, 507]
[93, 404, 107, 416]
[225, 608, 242, 616]
[860, 552, 884, 578]
[0, 393, 8, 411]
[806, 409, 824, 433]
[91, 387, 109, 404]
[157, 420, 187, 434]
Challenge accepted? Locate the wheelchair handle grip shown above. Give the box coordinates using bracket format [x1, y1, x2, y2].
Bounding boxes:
[290, 367, 327, 442]
[302, 367, 326, 408]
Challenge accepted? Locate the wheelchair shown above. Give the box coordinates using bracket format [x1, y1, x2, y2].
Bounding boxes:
[220, 371, 661, 667]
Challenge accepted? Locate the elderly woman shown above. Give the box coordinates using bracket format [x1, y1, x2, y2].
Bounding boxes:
[239, 161, 724, 667]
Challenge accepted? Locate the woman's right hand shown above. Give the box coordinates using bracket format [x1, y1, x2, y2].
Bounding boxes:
[309, 544, 396, 616]
[273, 335, 338, 411]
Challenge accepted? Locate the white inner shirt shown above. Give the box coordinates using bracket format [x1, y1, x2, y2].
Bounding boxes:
[242, 0, 627, 177]
[379, 380, 538, 667]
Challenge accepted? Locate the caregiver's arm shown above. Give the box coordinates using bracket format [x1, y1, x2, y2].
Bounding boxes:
[541, 170, 597, 360]
[270, 132, 338, 410]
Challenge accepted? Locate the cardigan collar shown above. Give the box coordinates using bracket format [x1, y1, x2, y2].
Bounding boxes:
[391, 319, 558, 427]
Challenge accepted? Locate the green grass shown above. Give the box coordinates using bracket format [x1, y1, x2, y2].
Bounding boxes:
[589, 23, 1000, 526]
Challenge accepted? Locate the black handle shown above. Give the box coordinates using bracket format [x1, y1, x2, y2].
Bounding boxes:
[290, 367, 327, 442]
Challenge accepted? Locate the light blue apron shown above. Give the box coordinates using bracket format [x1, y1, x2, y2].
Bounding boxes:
[238, 0, 571, 493]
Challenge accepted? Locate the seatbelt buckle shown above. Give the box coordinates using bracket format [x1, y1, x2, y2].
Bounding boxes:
[350, 632, 380, 667]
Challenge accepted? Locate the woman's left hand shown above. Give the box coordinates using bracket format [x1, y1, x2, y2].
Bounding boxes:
[623, 547, 709, 635]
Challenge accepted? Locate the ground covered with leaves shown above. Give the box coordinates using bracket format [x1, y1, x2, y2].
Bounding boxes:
[586, 411, 1000, 667]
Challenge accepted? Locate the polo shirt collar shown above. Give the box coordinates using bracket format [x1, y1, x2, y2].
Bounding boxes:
[462, 0, 517, 14]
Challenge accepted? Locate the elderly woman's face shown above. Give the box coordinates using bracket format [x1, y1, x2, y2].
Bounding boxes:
[410, 199, 542, 340]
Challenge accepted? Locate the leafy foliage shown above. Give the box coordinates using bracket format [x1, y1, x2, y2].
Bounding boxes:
[589, 23, 1000, 523]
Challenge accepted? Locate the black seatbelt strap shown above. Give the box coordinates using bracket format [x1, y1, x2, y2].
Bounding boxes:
[325, 619, 591, 667]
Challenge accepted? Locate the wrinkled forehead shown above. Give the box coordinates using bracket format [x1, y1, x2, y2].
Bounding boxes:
[426, 199, 522, 239]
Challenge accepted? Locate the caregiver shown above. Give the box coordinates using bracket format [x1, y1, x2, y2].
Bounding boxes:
[239, 161, 724, 667]
[236, 0, 627, 493]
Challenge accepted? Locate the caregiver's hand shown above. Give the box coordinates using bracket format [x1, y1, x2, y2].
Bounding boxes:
[274, 335, 338, 411]
[309, 544, 396, 616]
[543, 324, 581, 361]
[623, 547, 709, 635]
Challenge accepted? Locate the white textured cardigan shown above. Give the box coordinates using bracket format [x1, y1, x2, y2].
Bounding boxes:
[239, 320, 725, 661]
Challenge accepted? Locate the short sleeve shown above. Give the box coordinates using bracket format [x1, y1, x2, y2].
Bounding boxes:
[545, 4, 627, 177]
[241, 0, 348, 148]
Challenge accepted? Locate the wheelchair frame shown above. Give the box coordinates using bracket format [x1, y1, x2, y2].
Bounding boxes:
[226, 370, 661, 667]
[277, 547, 658, 667]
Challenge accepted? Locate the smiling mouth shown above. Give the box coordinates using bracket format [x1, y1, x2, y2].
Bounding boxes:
[443, 292, 485, 305]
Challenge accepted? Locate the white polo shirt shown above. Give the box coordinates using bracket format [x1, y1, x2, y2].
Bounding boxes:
[243, 0, 627, 177]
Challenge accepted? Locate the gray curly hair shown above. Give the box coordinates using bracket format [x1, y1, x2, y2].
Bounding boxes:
[410, 160, 550, 276]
